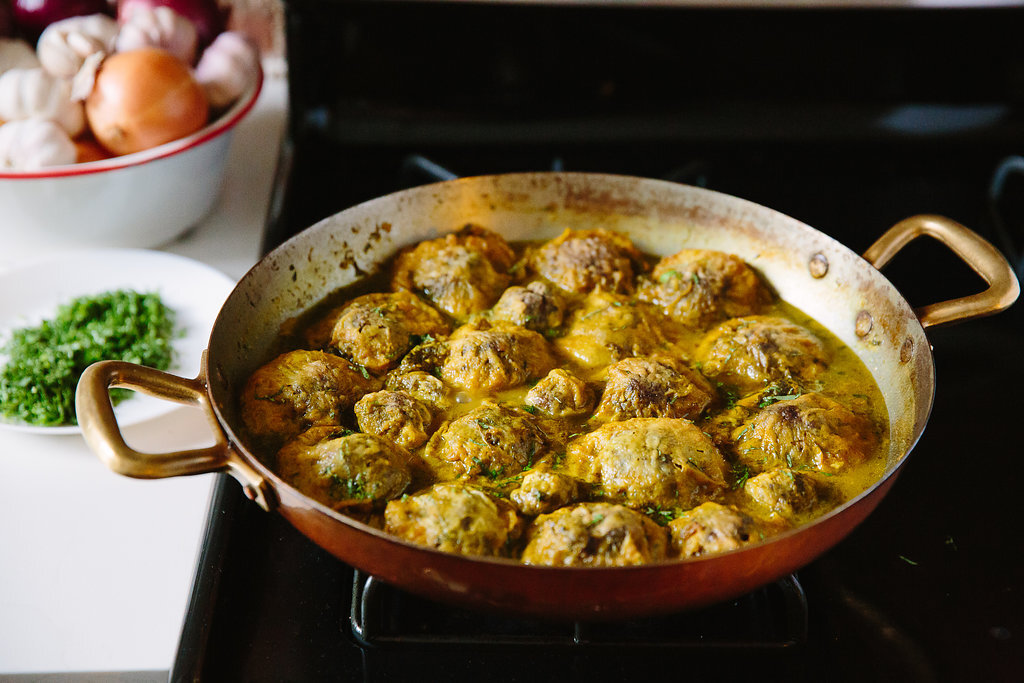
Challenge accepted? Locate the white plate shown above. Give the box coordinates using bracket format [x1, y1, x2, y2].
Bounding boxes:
[0, 249, 235, 434]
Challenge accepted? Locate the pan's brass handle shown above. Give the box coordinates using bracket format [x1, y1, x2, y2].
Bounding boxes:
[76, 359, 274, 511]
[862, 214, 1020, 329]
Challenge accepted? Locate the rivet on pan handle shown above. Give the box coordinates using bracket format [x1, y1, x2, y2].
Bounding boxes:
[75, 357, 275, 511]
[862, 214, 1020, 329]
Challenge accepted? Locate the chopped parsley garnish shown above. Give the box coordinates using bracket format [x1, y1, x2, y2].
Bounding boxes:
[642, 505, 683, 526]
[0, 289, 177, 427]
[757, 384, 803, 408]
[328, 471, 371, 500]
[731, 462, 752, 490]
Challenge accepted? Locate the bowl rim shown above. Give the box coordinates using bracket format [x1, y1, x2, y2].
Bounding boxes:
[0, 66, 264, 180]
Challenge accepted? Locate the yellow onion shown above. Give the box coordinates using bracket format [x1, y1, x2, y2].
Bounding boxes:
[85, 46, 208, 156]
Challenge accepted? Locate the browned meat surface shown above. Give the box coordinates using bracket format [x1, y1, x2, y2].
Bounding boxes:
[564, 417, 727, 510]
[422, 401, 548, 481]
[733, 392, 878, 474]
[509, 469, 582, 516]
[668, 501, 759, 558]
[525, 368, 596, 418]
[593, 355, 715, 422]
[696, 315, 829, 394]
[554, 291, 671, 370]
[521, 502, 668, 567]
[239, 349, 381, 444]
[304, 290, 450, 374]
[275, 426, 412, 511]
[247, 226, 890, 566]
[637, 249, 773, 329]
[384, 483, 522, 557]
[354, 390, 433, 450]
[741, 467, 834, 524]
[391, 225, 515, 320]
[526, 228, 646, 294]
[384, 370, 453, 413]
[390, 337, 450, 377]
[489, 280, 566, 333]
[440, 322, 557, 393]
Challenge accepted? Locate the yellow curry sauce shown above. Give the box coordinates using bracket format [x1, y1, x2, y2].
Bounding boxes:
[239, 226, 889, 566]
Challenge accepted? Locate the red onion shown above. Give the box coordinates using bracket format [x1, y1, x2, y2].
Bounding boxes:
[117, 0, 226, 48]
[12, 0, 110, 41]
[0, 1, 13, 38]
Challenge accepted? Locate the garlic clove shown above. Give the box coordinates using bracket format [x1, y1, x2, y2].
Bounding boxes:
[115, 6, 199, 66]
[0, 38, 41, 77]
[194, 31, 260, 110]
[0, 67, 86, 137]
[37, 14, 119, 80]
[0, 118, 77, 170]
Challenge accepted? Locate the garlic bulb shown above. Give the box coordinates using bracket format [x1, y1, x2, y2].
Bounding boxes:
[0, 68, 86, 137]
[37, 14, 120, 80]
[194, 31, 260, 110]
[0, 38, 41, 77]
[0, 119, 77, 170]
[115, 6, 199, 66]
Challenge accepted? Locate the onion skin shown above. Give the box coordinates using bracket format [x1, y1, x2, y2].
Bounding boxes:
[85, 47, 209, 156]
[74, 134, 112, 163]
[12, 0, 110, 41]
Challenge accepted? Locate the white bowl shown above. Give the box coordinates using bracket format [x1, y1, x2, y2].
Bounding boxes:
[0, 70, 263, 256]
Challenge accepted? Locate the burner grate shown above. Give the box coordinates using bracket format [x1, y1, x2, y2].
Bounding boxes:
[347, 570, 808, 651]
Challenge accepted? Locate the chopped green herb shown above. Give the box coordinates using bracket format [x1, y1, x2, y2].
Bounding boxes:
[0, 289, 177, 427]
[731, 462, 752, 490]
[758, 391, 802, 408]
[410, 333, 436, 346]
[642, 505, 682, 526]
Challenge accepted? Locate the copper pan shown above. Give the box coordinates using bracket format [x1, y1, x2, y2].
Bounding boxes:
[76, 173, 1019, 621]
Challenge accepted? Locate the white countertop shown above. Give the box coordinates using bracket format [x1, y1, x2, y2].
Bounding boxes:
[0, 60, 289, 679]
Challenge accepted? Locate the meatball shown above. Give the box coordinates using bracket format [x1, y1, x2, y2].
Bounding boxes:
[637, 249, 772, 329]
[593, 355, 715, 422]
[696, 315, 829, 394]
[440, 322, 557, 393]
[555, 291, 671, 370]
[384, 483, 522, 557]
[733, 392, 878, 474]
[391, 337, 450, 377]
[385, 370, 453, 413]
[564, 417, 728, 510]
[275, 426, 412, 511]
[422, 401, 549, 480]
[741, 467, 833, 524]
[490, 280, 566, 333]
[354, 390, 433, 450]
[668, 502, 759, 558]
[391, 224, 515, 321]
[520, 502, 668, 567]
[509, 469, 582, 516]
[527, 228, 646, 294]
[239, 349, 381, 444]
[306, 291, 450, 374]
[525, 368, 595, 418]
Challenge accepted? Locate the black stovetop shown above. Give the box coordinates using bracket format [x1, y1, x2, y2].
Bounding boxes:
[173, 315, 1024, 683]
[172, 4, 1023, 681]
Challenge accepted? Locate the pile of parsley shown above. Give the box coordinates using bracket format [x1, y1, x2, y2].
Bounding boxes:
[0, 290, 177, 427]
